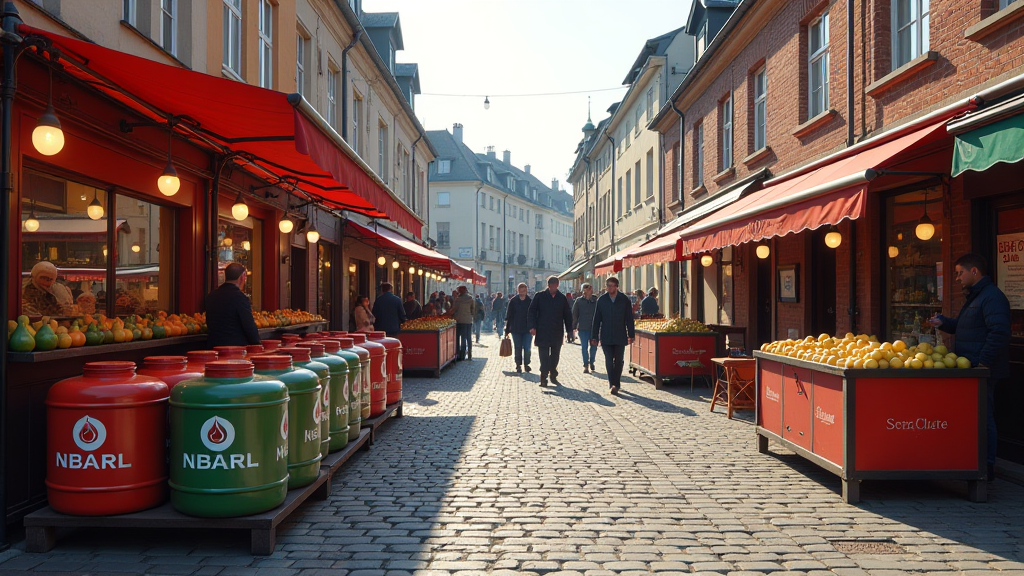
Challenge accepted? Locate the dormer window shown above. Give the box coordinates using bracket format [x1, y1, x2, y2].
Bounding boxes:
[507, 176, 514, 189]
[487, 168, 494, 182]
[437, 159, 451, 174]
[696, 21, 707, 59]
[532, 188, 537, 201]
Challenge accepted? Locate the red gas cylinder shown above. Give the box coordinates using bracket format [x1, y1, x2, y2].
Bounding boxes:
[138, 356, 203, 390]
[46, 361, 169, 515]
[261, 339, 282, 351]
[186, 350, 219, 373]
[329, 331, 348, 338]
[280, 334, 302, 344]
[302, 332, 324, 340]
[213, 346, 246, 360]
[246, 344, 265, 356]
[352, 334, 386, 417]
[369, 332, 403, 405]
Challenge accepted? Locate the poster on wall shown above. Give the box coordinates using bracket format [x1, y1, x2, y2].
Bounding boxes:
[997, 232, 1024, 310]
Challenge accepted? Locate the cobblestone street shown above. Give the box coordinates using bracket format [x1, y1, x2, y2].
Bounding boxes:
[2, 332, 1023, 576]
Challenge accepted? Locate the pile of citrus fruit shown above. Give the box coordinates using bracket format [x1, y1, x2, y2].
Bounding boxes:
[401, 316, 457, 331]
[635, 318, 711, 333]
[760, 333, 972, 369]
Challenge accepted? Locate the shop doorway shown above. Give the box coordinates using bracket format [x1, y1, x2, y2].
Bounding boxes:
[290, 247, 307, 310]
[989, 200, 1024, 464]
[756, 255, 773, 346]
[810, 228, 837, 336]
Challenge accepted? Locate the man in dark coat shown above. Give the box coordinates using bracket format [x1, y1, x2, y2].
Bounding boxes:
[504, 283, 533, 373]
[640, 287, 660, 317]
[528, 276, 573, 386]
[205, 262, 261, 348]
[929, 253, 1010, 481]
[591, 276, 636, 395]
[403, 291, 423, 320]
[371, 282, 407, 336]
[491, 292, 505, 332]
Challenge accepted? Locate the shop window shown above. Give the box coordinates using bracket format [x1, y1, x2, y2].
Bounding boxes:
[114, 193, 174, 316]
[995, 205, 1024, 339]
[317, 243, 332, 320]
[218, 216, 263, 310]
[885, 188, 943, 344]
[719, 247, 734, 325]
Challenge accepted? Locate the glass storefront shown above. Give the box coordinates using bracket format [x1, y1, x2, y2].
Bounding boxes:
[114, 193, 174, 315]
[218, 217, 262, 310]
[995, 205, 1024, 339]
[317, 243, 332, 320]
[885, 188, 944, 345]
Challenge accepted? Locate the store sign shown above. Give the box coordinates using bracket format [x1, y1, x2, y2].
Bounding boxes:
[996, 232, 1024, 309]
[459, 247, 473, 258]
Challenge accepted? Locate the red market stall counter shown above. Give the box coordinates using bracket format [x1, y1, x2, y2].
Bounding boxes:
[754, 351, 989, 503]
[395, 325, 457, 378]
[628, 330, 718, 390]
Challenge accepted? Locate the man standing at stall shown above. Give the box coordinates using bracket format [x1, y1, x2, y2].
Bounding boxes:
[371, 282, 407, 337]
[505, 283, 533, 373]
[928, 253, 1010, 481]
[205, 262, 261, 348]
[528, 276, 573, 386]
[403, 291, 423, 320]
[641, 287, 660, 317]
[591, 276, 635, 396]
[449, 286, 476, 361]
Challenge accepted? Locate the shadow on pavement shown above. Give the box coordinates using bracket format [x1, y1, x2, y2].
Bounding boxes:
[541, 384, 615, 407]
[615, 388, 697, 415]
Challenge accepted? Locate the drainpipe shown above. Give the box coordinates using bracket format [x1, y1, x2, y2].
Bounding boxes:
[669, 101, 685, 316]
[605, 132, 616, 255]
[340, 29, 362, 142]
[847, 0, 855, 148]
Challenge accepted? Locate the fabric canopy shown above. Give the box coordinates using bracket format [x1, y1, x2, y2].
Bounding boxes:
[595, 240, 647, 276]
[25, 27, 423, 237]
[346, 221, 474, 280]
[676, 120, 949, 256]
[951, 112, 1024, 177]
[623, 232, 688, 268]
[558, 259, 588, 280]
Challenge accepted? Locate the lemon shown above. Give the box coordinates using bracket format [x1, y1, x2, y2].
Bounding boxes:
[852, 358, 865, 369]
[893, 340, 907, 353]
[923, 359, 934, 368]
[931, 353, 944, 363]
[935, 345, 948, 356]
[942, 357, 956, 368]
[910, 359, 924, 369]
[878, 359, 890, 369]
[864, 359, 879, 369]
[915, 352, 929, 362]
[890, 357, 904, 369]
[881, 342, 893, 351]
[956, 356, 971, 368]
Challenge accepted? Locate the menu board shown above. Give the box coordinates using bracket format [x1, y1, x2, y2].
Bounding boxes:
[997, 232, 1024, 310]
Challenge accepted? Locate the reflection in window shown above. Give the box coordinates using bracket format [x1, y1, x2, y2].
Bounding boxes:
[886, 188, 943, 345]
[115, 193, 174, 316]
[21, 172, 108, 317]
[318, 243, 332, 319]
[218, 217, 262, 310]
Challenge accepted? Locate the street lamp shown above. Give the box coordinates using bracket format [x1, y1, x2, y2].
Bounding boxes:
[32, 67, 64, 156]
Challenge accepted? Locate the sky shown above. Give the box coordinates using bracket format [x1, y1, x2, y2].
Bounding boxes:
[365, 0, 693, 195]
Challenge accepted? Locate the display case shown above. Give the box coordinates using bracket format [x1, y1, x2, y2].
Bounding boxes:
[885, 189, 944, 346]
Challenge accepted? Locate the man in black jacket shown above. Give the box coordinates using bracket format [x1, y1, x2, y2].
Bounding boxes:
[528, 276, 573, 386]
[491, 292, 505, 332]
[205, 263, 261, 348]
[928, 253, 1010, 481]
[371, 282, 407, 336]
[591, 276, 636, 395]
[504, 283, 533, 373]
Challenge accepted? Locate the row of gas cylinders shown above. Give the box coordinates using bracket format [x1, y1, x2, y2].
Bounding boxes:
[45, 331, 403, 518]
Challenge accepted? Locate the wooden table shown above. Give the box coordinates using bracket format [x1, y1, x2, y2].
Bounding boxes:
[711, 357, 756, 418]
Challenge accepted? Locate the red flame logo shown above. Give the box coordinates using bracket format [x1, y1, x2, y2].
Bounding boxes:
[207, 418, 227, 444]
[283, 415, 288, 436]
[79, 417, 98, 444]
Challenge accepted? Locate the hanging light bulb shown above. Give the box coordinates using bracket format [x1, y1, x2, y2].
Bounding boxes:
[484, 96, 490, 110]
[824, 225, 843, 248]
[888, 245, 899, 258]
[392, 260, 400, 269]
[32, 67, 65, 156]
[231, 191, 248, 221]
[306, 225, 320, 243]
[755, 245, 770, 259]
[377, 255, 386, 266]
[242, 240, 251, 251]
[87, 190, 104, 220]
[417, 268, 423, 276]
[23, 200, 40, 233]
[279, 217, 294, 234]
[915, 214, 935, 241]
[409, 266, 415, 274]
[349, 263, 357, 274]
[131, 242, 141, 253]
[102, 246, 108, 258]
[157, 126, 180, 196]
[700, 254, 713, 267]
[324, 261, 331, 268]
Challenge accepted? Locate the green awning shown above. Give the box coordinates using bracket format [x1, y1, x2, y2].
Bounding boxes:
[952, 112, 1024, 177]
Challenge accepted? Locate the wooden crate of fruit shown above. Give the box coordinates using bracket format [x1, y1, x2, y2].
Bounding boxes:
[396, 317, 457, 378]
[628, 318, 717, 389]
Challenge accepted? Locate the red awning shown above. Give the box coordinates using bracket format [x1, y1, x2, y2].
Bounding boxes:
[623, 232, 689, 268]
[346, 221, 474, 280]
[24, 27, 423, 237]
[594, 240, 647, 275]
[472, 271, 486, 285]
[675, 120, 950, 256]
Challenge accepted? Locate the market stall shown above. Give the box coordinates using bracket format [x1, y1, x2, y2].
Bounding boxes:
[628, 319, 718, 390]
[395, 317, 457, 378]
[754, 348, 988, 503]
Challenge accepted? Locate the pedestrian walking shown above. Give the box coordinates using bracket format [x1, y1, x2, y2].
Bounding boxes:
[504, 283, 533, 373]
[528, 276, 573, 387]
[491, 292, 505, 332]
[473, 294, 485, 343]
[572, 283, 599, 373]
[370, 282, 407, 337]
[927, 253, 1010, 481]
[449, 285, 476, 361]
[591, 276, 635, 396]
[565, 291, 576, 343]
[641, 287, 660, 317]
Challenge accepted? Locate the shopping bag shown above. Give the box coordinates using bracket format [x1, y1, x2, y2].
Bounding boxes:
[499, 336, 513, 357]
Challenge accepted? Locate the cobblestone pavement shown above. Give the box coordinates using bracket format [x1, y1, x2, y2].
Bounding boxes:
[2, 331, 1023, 575]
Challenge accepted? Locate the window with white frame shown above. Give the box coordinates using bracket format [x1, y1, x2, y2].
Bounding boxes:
[634, 161, 641, 208]
[327, 68, 338, 128]
[378, 122, 389, 180]
[160, 0, 176, 56]
[634, 106, 642, 136]
[296, 32, 308, 98]
[480, 193, 486, 208]
[437, 191, 450, 207]
[721, 94, 733, 170]
[1000, 0, 1023, 8]
[696, 22, 708, 59]
[809, 12, 830, 118]
[352, 90, 363, 153]
[223, 0, 243, 77]
[646, 149, 654, 199]
[753, 67, 767, 151]
[258, 0, 273, 89]
[437, 159, 451, 174]
[481, 224, 486, 248]
[647, 87, 654, 120]
[122, 0, 137, 26]
[695, 122, 705, 189]
[436, 222, 450, 248]
[892, 0, 930, 69]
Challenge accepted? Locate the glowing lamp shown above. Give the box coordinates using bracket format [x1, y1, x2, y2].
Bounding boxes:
[417, 269, 423, 276]
[888, 245, 899, 258]
[242, 240, 251, 251]
[87, 193, 104, 220]
[377, 256, 386, 266]
[755, 245, 770, 259]
[131, 242, 141, 253]
[32, 106, 64, 156]
[157, 162, 180, 196]
[306, 226, 320, 243]
[409, 266, 415, 274]
[279, 217, 294, 234]
[23, 215, 40, 232]
[392, 260, 400, 269]
[349, 263, 357, 273]
[824, 226, 842, 248]
[700, 254, 713, 267]
[915, 214, 935, 241]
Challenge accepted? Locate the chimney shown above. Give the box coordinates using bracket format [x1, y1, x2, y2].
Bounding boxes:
[452, 123, 463, 142]
[502, 150, 511, 164]
[551, 178, 559, 191]
[486, 146, 496, 159]
[524, 164, 531, 174]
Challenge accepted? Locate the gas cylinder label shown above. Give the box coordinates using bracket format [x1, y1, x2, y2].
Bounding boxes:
[56, 415, 131, 469]
[280, 411, 289, 440]
[182, 416, 261, 469]
[200, 416, 235, 452]
[322, 386, 330, 423]
[308, 397, 322, 442]
[72, 416, 107, 451]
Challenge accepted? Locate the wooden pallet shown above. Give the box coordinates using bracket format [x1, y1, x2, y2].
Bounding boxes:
[361, 400, 403, 444]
